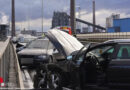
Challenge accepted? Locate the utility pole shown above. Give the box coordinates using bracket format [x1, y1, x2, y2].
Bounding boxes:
[77, 6, 81, 31]
[11, 0, 15, 37]
[93, 0, 96, 32]
[70, 0, 76, 36]
[41, 0, 44, 34]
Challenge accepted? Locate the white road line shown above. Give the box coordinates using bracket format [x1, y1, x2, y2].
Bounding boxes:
[23, 69, 34, 89]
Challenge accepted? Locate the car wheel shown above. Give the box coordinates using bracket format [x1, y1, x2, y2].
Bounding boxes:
[47, 70, 63, 90]
[34, 70, 48, 89]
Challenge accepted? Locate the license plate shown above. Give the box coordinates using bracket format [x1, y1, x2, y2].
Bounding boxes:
[21, 58, 33, 64]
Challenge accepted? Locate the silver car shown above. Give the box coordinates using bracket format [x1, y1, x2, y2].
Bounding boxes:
[18, 38, 54, 68]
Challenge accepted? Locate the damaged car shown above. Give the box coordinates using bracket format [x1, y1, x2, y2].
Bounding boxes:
[33, 29, 83, 89]
[34, 29, 130, 90]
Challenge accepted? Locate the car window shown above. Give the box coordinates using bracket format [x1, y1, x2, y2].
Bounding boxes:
[88, 46, 113, 57]
[85, 45, 114, 62]
[27, 39, 54, 49]
[116, 45, 130, 59]
[107, 48, 114, 54]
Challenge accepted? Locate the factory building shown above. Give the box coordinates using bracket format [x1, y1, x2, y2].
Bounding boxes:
[107, 18, 130, 32]
[52, 11, 69, 28]
[0, 24, 9, 40]
[106, 14, 120, 28]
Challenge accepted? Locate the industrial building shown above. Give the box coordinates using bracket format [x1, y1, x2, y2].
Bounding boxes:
[21, 29, 37, 36]
[0, 24, 9, 40]
[107, 18, 130, 32]
[52, 11, 69, 28]
[106, 14, 120, 28]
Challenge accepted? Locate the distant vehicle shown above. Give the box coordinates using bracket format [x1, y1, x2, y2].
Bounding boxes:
[17, 38, 54, 68]
[17, 34, 37, 46]
[12, 34, 37, 52]
[56, 26, 72, 35]
[34, 29, 130, 90]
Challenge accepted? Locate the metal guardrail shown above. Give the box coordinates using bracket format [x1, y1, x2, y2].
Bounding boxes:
[0, 38, 24, 89]
[77, 32, 130, 42]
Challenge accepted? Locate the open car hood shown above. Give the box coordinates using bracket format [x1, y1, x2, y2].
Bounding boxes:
[45, 29, 83, 57]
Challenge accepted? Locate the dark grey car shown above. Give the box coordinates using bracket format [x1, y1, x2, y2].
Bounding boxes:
[34, 29, 130, 90]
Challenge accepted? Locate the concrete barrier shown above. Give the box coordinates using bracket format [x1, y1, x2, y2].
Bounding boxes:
[0, 38, 24, 89]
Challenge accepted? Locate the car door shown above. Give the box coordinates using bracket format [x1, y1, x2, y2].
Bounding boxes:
[107, 44, 130, 86]
[79, 43, 116, 88]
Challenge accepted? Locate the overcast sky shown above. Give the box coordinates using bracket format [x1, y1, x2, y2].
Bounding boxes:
[0, 0, 130, 32]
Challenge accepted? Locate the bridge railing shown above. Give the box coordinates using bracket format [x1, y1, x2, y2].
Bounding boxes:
[0, 38, 24, 89]
[77, 32, 130, 42]
[0, 38, 10, 87]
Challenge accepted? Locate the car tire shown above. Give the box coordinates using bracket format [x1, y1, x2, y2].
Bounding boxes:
[47, 70, 65, 90]
[33, 70, 48, 89]
[34, 74, 41, 88]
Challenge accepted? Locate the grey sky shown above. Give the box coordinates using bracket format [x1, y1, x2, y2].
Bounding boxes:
[0, 0, 130, 31]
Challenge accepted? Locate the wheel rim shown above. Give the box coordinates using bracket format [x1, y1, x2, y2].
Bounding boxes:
[50, 73, 60, 89]
[38, 72, 48, 88]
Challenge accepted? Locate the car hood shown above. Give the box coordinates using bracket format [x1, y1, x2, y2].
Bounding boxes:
[18, 48, 53, 55]
[45, 29, 83, 57]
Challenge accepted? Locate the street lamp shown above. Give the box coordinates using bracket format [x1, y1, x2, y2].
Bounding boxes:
[41, 0, 44, 34]
[70, 0, 76, 36]
[92, 0, 96, 32]
[12, 0, 15, 37]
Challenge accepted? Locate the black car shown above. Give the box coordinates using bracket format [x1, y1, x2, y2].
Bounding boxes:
[34, 29, 130, 90]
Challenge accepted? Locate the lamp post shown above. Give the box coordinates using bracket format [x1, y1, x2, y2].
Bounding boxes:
[11, 0, 15, 37]
[93, 0, 96, 32]
[70, 0, 76, 36]
[41, 0, 44, 34]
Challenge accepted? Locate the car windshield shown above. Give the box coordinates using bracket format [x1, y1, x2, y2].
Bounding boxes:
[18, 36, 37, 43]
[26, 39, 54, 49]
[88, 46, 113, 57]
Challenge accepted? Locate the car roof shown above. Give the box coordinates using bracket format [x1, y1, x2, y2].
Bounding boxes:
[104, 39, 130, 43]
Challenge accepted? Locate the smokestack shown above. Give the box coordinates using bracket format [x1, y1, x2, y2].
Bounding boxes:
[70, 0, 76, 36]
[93, 0, 96, 32]
[12, 0, 15, 37]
